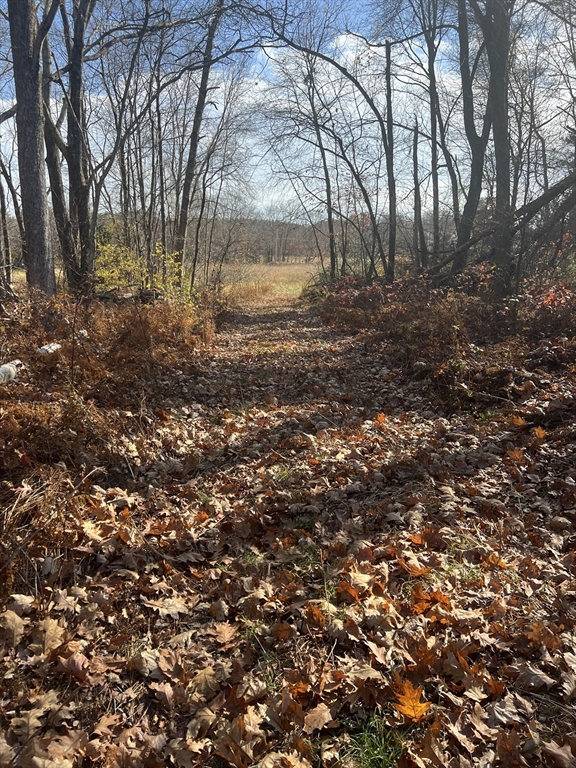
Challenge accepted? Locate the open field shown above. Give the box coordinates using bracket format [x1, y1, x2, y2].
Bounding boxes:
[221, 260, 320, 305]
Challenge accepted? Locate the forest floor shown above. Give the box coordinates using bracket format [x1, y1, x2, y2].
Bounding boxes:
[1, 293, 576, 767]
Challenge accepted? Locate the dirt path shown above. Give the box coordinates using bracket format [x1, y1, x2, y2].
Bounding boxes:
[2, 301, 575, 767]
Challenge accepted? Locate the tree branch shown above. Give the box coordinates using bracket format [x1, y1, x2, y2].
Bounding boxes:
[33, 0, 61, 65]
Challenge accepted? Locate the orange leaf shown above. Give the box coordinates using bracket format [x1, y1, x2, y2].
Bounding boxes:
[482, 552, 507, 570]
[507, 414, 526, 427]
[336, 581, 360, 604]
[506, 448, 524, 463]
[429, 589, 451, 608]
[413, 600, 432, 615]
[486, 676, 506, 698]
[534, 426, 546, 439]
[304, 603, 327, 629]
[393, 675, 432, 722]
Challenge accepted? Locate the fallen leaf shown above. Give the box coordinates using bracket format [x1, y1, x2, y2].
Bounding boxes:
[303, 703, 333, 734]
[141, 596, 190, 619]
[542, 740, 576, 767]
[0, 609, 25, 646]
[189, 666, 221, 699]
[187, 707, 216, 740]
[393, 675, 432, 722]
[211, 622, 239, 646]
[56, 653, 91, 682]
[397, 557, 432, 577]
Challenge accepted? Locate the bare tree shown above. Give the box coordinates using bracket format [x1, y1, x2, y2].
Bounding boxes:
[7, 0, 59, 295]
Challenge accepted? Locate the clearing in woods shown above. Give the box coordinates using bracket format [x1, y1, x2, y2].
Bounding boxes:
[1, 292, 575, 766]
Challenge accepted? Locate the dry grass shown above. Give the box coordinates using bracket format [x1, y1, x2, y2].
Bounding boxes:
[222, 261, 319, 306]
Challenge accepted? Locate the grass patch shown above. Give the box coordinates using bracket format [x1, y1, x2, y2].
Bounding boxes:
[222, 261, 319, 305]
[290, 512, 317, 532]
[341, 713, 407, 768]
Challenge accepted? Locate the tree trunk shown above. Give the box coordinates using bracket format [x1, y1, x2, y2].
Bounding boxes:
[385, 40, 397, 281]
[173, 0, 224, 285]
[67, 0, 96, 286]
[43, 40, 81, 291]
[476, 0, 513, 294]
[427, 38, 440, 260]
[413, 122, 428, 270]
[0, 180, 12, 285]
[0, 157, 26, 267]
[451, 0, 492, 274]
[306, 67, 339, 282]
[7, 0, 57, 295]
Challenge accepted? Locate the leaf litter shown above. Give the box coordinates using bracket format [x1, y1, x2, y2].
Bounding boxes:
[0, 295, 575, 766]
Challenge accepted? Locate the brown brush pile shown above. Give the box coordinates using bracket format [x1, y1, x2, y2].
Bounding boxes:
[311, 271, 576, 413]
[0, 295, 207, 593]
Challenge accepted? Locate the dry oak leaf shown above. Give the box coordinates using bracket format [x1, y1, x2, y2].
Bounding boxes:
[128, 648, 162, 678]
[8, 593, 35, 614]
[497, 728, 530, 767]
[526, 621, 562, 652]
[393, 676, 432, 722]
[303, 702, 334, 734]
[304, 603, 327, 629]
[515, 662, 556, 692]
[56, 652, 91, 682]
[93, 713, 122, 737]
[336, 581, 359, 604]
[365, 640, 390, 666]
[0, 609, 25, 646]
[397, 556, 432, 577]
[542, 740, 576, 768]
[257, 751, 313, 768]
[141, 596, 190, 619]
[561, 670, 576, 701]
[28, 617, 65, 658]
[272, 622, 295, 641]
[149, 681, 176, 710]
[189, 666, 222, 699]
[489, 692, 534, 726]
[169, 628, 196, 648]
[210, 622, 240, 646]
[187, 707, 217, 740]
[46, 729, 89, 761]
[10, 690, 61, 741]
[348, 571, 374, 593]
[412, 719, 449, 768]
[0, 735, 15, 768]
[11, 710, 46, 742]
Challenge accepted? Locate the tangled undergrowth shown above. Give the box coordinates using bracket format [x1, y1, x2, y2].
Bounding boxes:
[0, 287, 575, 767]
[311, 271, 576, 415]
